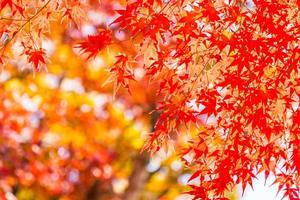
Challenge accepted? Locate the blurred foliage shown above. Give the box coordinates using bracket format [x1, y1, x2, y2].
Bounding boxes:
[0, 24, 182, 200]
[0, 11, 238, 200]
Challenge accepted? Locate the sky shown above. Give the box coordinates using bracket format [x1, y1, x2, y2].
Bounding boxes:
[240, 173, 287, 200]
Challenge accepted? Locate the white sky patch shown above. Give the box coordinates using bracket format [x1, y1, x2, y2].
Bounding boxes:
[146, 157, 161, 173]
[178, 173, 191, 185]
[246, 0, 256, 11]
[240, 173, 287, 200]
[291, 94, 299, 111]
[1, 32, 8, 43]
[224, 0, 232, 5]
[184, 4, 193, 12]
[205, 114, 217, 125]
[171, 160, 182, 171]
[187, 98, 205, 112]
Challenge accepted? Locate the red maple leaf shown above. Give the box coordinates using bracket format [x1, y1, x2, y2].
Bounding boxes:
[293, 139, 300, 174]
[110, 55, 135, 93]
[0, 0, 24, 15]
[0, 0, 13, 11]
[77, 29, 112, 59]
[25, 48, 46, 70]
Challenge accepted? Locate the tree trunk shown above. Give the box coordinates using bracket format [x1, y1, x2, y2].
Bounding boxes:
[122, 109, 159, 200]
[122, 152, 149, 200]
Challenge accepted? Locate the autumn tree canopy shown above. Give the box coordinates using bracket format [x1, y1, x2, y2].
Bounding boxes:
[1, 0, 300, 199]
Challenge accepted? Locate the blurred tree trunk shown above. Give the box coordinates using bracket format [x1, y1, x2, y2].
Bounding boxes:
[122, 109, 159, 200]
[87, 107, 158, 200]
[122, 152, 150, 200]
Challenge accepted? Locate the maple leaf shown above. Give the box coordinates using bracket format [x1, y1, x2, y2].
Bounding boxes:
[197, 89, 218, 117]
[148, 14, 170, 42]
[293, 143, 300, 174]
[292, 110, 300, 125]
[109, 55, 135, 94]
[62, 8, 73, 20]
[25, 48, 46, 70]
[77, 29, 112, 59]
[0, 0, 13, 11]
[200, 1, 220, 22]
[0, 0, 24, 15]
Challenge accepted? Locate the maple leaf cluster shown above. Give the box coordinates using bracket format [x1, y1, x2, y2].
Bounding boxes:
[24, 48, 46, 70]
[77, 29, 112, 59]
[105, 0, 300, 199]
[0, 0, 87, 70]
[1, 0, 300, 199]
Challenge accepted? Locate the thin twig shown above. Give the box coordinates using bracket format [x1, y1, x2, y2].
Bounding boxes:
[1, 0, 52, 54]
